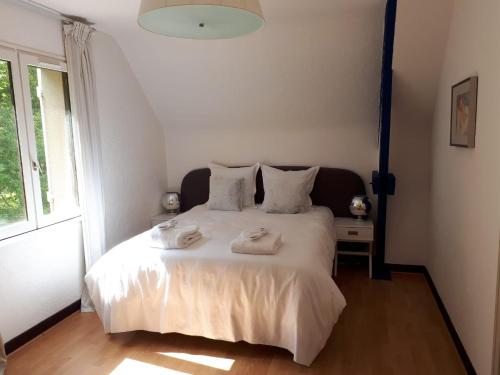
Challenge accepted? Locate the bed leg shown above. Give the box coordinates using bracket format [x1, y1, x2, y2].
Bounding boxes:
[334, 251, 338, 278]
[369, 244, 373, 279]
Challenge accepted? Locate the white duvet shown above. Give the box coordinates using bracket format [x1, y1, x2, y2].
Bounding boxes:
[85, 205, 346, 366]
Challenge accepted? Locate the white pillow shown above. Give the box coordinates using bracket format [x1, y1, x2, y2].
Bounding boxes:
[261, 166, 320, 214]
[209, 162, 260, 207]
[207, 176, 244, 211]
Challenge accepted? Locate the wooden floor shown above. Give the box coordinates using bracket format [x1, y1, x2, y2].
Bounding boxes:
[6, 268, 466, 375]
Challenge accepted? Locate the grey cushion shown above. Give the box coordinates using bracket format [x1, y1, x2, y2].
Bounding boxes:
[208, 163, 259, 207]
[207, 176, 244, 211]
[261, 165, 320, 214]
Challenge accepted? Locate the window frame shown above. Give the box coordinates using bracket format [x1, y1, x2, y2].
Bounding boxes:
[0, 46, 37, 239]
[0, 46, 80, 241]
[18, 52, 81, 228]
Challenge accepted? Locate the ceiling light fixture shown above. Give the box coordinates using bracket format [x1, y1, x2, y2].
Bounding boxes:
[138, 0, 264, 39]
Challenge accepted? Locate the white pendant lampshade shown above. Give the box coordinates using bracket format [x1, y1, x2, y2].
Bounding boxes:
[138, 0, 264, 39]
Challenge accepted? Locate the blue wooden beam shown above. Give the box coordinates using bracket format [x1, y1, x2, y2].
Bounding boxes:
[372, 0, 397, 280]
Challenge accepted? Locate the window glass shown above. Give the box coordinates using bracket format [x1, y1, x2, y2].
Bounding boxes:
[28, 66, 79, 218]
[0, 60, 27, 227]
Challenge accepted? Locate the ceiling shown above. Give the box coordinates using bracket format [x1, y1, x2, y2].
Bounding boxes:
[35, 0, 385, 33]
[33, 0, 387, 131]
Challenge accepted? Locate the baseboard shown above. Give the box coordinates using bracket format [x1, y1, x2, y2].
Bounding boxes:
[423, 269, 477, 375]
[5, 300, 81, 355]
[387, 264, 477, 375]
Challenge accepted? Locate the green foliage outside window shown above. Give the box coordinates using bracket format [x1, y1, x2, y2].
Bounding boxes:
[0, 62, 50, 226]
[28, 67, 51, 214]
[0, 61, 26, 225]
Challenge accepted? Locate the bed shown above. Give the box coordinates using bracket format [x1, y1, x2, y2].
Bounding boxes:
[85, 166, 366, 366]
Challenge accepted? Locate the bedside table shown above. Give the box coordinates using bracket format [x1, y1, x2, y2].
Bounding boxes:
[151, 212, 178, 227]
[334, 217, 374, 279]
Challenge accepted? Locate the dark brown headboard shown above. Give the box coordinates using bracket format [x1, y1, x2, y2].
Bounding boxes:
[180, 166, 366, 217]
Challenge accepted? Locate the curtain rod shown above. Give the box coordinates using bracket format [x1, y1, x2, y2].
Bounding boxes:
[12, 0, 94, 25]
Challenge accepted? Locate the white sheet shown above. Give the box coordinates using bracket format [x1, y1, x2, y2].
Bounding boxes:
[85, 205, 346, 366]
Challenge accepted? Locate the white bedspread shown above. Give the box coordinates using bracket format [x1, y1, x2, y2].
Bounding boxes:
[85, 205, 346, 366]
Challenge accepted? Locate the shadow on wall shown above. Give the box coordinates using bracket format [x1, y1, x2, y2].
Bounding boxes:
[385, 73, 433, 265]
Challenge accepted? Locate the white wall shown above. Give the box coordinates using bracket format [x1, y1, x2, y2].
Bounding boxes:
[91, 32, 167, 249]
[388, 0, 453, 265]
[157, 2, 385, 194]
[166, 127, 379, 194]
[0, 0, 64, 57]
[0, 0, 83, 342]
[0, 220, 84, 341]
[428, 0, 500, 373]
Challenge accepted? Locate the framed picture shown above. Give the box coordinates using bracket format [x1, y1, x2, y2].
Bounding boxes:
[450, 76, 478, 148]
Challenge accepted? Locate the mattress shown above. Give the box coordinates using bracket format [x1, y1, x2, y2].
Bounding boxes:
[85, 205, 346, 366]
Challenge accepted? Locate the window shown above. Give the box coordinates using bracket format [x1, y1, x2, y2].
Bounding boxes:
[0, 46, 79, 240]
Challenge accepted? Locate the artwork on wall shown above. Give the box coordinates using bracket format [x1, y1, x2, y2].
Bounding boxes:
[450, 76, 478, 148]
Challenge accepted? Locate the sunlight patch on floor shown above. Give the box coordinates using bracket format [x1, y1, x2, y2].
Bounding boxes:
[109, 358, 191, 375]
[157, 352, 235, 371]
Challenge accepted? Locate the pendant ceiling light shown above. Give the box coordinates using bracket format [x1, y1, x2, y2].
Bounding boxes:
[138, 0, 264, 39]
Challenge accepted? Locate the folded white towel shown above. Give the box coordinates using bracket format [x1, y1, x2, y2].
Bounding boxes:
[241, 227, 268, 241]
[151, 224, 202, 249]
[231, 231, 282, 255]
[157, 219, 177, 230]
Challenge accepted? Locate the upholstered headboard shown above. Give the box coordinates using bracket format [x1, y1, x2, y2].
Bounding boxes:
[180, 166, 366, 217]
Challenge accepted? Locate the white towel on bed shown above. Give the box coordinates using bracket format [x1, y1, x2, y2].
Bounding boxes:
[151, 224, 201, 249]
[240, 227, 268, 241]
[231, 230, 282, 255]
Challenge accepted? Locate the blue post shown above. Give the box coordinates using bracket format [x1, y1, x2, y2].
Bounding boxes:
[372, 0, 397, 280]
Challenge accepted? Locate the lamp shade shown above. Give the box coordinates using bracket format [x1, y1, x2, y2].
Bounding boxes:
[138, 0, 264, 39]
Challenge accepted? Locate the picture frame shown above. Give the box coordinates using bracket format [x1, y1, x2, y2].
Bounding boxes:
[450, 76, 478, 148]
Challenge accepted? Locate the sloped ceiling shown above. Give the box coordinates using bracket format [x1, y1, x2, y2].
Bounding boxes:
[33, 0, 386, 131]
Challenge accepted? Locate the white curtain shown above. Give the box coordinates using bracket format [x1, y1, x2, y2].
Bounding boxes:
[64, 22, 106, 312]
[0, 334, 6, 375]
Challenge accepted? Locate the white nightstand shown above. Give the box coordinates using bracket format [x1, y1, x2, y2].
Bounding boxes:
[334, 217, 374, 279]
[151, 212, 178, 227]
